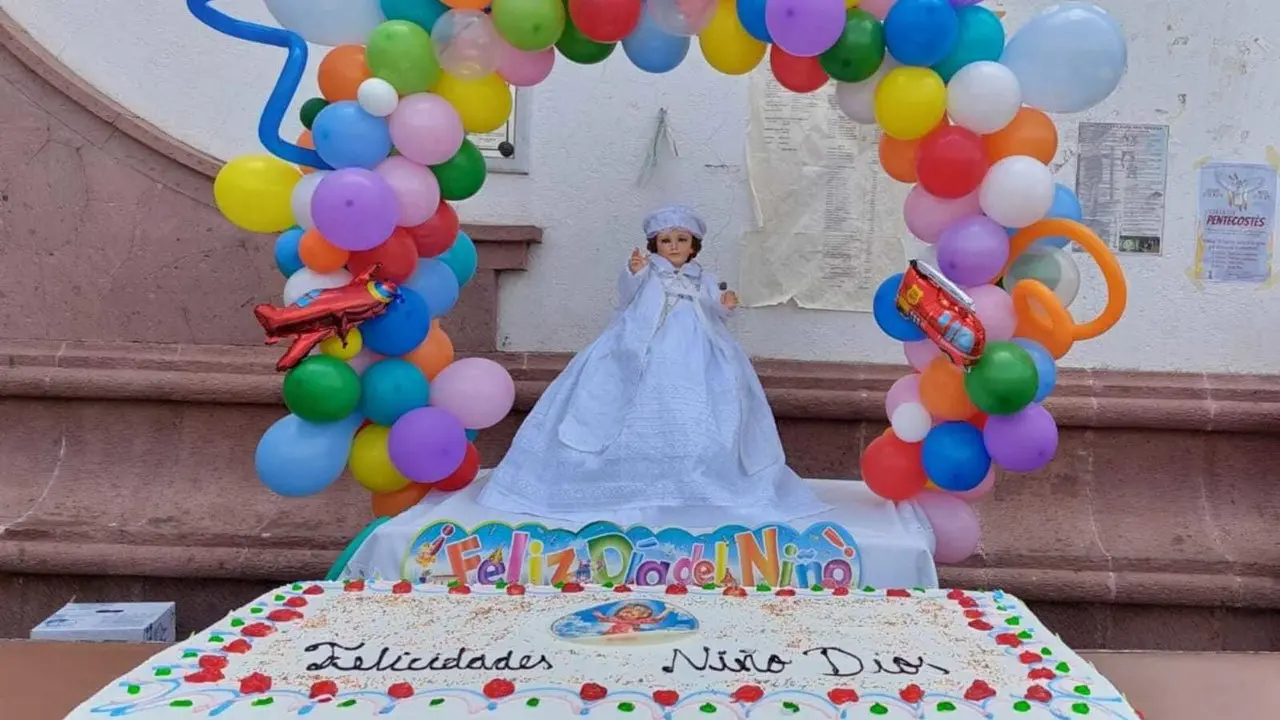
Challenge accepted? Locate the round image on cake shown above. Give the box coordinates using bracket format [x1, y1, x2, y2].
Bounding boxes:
[550, 600, 698, 646]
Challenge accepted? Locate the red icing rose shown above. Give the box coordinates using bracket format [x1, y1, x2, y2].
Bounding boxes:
[832, 586, 851, 596]
[483, 679, 515, 699]
[183, 668, 224, 684]
[899, 684, 924, 703]
[613, 585, 633, 593]
[1018, 651, 1043, 665]
[302, 584, 325, 596]
[957, 596, 978, 608]
[222, 639, 252, 654]
[1025, 685, 1053, 703]
[239, 672, 272, 695]
[731, 685, 765, 703]
[963, 680, 996, 702]
[241, 623, 275, 638]
[579, 683, 608, 701]
[885, 588, 911, 598]
[344, 580, 365, 592]
[448, 584, 472, 595]
[284, 596, 308, 608]
[388, 682, 415, 700]
[561, 582, 585, 593]
[968, 619, 994, 631]
[392, 581, 412, 594]
[827, 688, 859, 704]
[963, 609, 984, 619]
[652, 690, 679, 707]
[505, 584, 526, 596]
[267, 608, 304, 623]
[946, 589, 968, 600]
[995, 633, 1022, 648]
[198, 655, 229, 671]
[1028, 668, 1056, 681]
[722, 586, 748, 598]
[665, 584, 688, 595]
[775, 588, 797, 597]
[310, 680, 339, 701]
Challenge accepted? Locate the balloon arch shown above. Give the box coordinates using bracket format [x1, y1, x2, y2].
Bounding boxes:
[191, 0, 1129, 547]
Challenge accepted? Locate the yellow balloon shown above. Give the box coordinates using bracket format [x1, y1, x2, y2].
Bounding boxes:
[846, 0, 859, 6]
[698, 0, 765, 76]
[349, 425, 412, 494]
[320, 328, 363, 361]
[433, 72, 512, 134]
[212, 154, 301, 234]
[874, 67, 947, 141]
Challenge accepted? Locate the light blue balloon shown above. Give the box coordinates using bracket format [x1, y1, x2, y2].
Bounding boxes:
[380, 0, 447, 31]
[931, 6, 1004, 82]
[311, 101, 393, 170]
[465, 428, 479, 442]
[405, 258, 461, 318]
[1037, 183, 1084, 248]
[736, 0, 772, 43]
[623, 12, 690, 74]
[1013, 338, 1058, 403]
[360, 359, 429, 426]
[255, 413, 362, 497]
[274, 227, 304, 277]
[1000, 2, 1127, 113]
[439, 231, 479, 287]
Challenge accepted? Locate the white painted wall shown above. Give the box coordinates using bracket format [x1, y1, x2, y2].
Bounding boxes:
[6, 0, 1279, 373]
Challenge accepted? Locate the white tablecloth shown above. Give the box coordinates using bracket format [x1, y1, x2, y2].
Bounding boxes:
[338, 473, 940, 590]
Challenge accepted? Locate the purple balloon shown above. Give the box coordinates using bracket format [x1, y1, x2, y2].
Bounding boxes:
[982, 403, 1059, 473]
[935, 214, 1010, 286]
[388, 406, 468, 483]
[765, 0, 847, 58]
[950, 0, 983, 6]
[311, 168, 398, 251]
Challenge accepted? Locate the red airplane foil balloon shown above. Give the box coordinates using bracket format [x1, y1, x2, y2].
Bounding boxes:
[254, 266, 400, 371]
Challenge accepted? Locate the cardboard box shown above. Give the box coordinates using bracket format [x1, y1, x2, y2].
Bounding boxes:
[30, 602, 176, 643]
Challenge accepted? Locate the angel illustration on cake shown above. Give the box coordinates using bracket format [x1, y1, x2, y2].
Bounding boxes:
[552, 599, 698, 646]
[478, 205, 829, 526]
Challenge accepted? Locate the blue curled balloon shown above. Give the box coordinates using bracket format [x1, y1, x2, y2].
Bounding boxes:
[185, 0, 332, 170]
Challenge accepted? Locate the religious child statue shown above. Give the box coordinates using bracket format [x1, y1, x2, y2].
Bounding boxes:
[477, 205, 829, 526]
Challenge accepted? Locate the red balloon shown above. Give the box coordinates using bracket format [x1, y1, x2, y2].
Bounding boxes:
[347, 228, 418, 283]
[915, 126, 989, 199]
[769, 45, 829, 94]
[405, 200, 459, 258]
[431, 442, 479, 492]
[568, 0, 642, 42]
[860, 432, 928, 502]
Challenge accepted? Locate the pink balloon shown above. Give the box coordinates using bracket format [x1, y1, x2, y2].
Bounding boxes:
[914, 491, 980, 564]
[904, 340, 941, 371]
[388, 94, 465, 166]
[966, 284, 1016, 341]
[497, 43, 555, 87]
[904, 187, 980, 244]
[950, 468, 995, 501]
[375, 156, 441, 226]
[428, 358, 516, 429]
[859, 0, 899, 20]
[885, 373, 921, 419]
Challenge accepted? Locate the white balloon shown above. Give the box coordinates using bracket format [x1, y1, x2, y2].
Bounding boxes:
[432, 10, 502, 80]
[890, 403, 933, 443]
[289, 171, 328, 230]
[263, 0, 385, 47]
[283, 267, 352, 306]
[647, 0, 716, 36]
[978, 156, 1055, 229]
[835, 59, 897, 124]
[946, 61, 1022, 134]
[357, 78, 400, 118]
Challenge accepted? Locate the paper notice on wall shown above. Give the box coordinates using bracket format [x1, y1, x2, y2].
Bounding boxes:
[1074, 122, 1169, 255]
[1193, 162, 1276, 283]
[739, 72, 907, 312]
[472, 86, 519, 160]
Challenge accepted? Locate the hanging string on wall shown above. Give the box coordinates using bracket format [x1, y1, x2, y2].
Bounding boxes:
[637, 107, 679, 188]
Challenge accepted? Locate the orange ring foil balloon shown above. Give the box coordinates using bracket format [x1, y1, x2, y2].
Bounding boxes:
[1001, 219, 1127, 359]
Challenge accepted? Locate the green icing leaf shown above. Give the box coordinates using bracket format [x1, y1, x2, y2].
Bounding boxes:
[1074, 685, 1092, 696]
[810, 584, 824, 592]
[782, 700, 800, 713]
[861, 585, 876, 592]
[429, 698, 444, 706]
[601, 581, 614, 588]
[526, 698, 540, 707]
[756, 583, 772, 592]
[153, 668, 172, 677]
[937, 701, 957, 712]
[1072, 702, 1090, 714]
[208, 635, 224, 643]
[1013, 700, 1031, 712]
[1006, 616, 1022, 625]
[291, 583, 303, 591]
[870, 703, 889, 715]
[1017, 630, 1033, 639]
[447, 580, 460, 588]
[1056, 661, 1071, 673]
[181, 651, 197, 659]
[249, 607, 263, 614]
[1041, 647, 1054, 656]
[229, 618, 245, 628]
[273, 594, 286, 602]
[338, 699, 357, 708]
[126, 685, 141, 695]
[252, 698, 274, 707]
[618, 701, 635, 712]
[699, 702, 717, 713]
[169, 700, 194, 708]
[912, 587, 925, 593]
[702, 583, 718, 590]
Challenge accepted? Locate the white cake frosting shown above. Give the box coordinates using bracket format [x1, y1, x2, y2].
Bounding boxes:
[67, 581, 1142, 719]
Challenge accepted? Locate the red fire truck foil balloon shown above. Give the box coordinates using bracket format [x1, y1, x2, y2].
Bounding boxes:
[895, 260, 986, 367]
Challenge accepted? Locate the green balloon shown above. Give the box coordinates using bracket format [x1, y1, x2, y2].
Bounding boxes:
[366, 20, 440, 95]
[430, 139, 487, 201]
[492, 0, 566, 52]
[300, 98, 328, 130]
[964, 342, 1039, 415]
[555, 3, 615, 65]
[819, 10, 886, 83]
[283, 356, 361, 423]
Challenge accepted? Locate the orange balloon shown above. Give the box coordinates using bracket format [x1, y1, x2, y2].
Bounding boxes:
[371, 482, 430, 519]
[918, 357, 977, 421]
[879, 134, 921, 183]
[297, 130, 316, 175]
[402, 324, 455, 380]
[444, 0, 489, 8]
[318, 45, 370, 102]
[298, 229, 350, 272]
[984, 108, 1058, 164]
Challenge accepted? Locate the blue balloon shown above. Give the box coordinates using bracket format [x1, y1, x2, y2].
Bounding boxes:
[360, 359, 429, 426]
[884, 0, 960, 67]
[623, 12, 691, 74]
[361, 287, 432, 356]
[735, 0, 772, 43]
[921, 422, 991, 492]
[1000, 2, 1127, 113]
[930, 6, 1004, 82]
[311, 101, 393, 170]
[274, 227, 304, 277]
[1013, 338, 1057, 403]
[873, 273, 927, 342]
[254, 413, 362, 497]
[1036, 184, 1084, 249]
[405, 258, 461, 319]
[380, 0, 447, 31]
[439, 231, 479, 287]
[465, 428, 479, 442]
